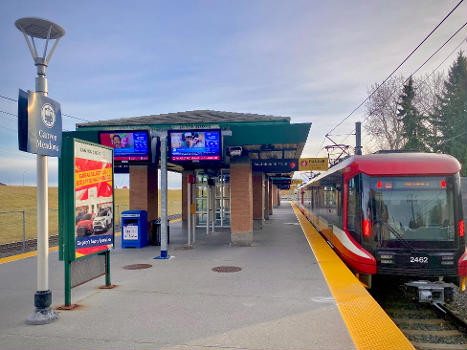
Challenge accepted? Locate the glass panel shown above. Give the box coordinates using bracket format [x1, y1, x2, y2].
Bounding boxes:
[196, 185, 207, 198]
[365, 176, 455, 242]
[196, 198, 206, 211]
[196, 213, 207, 225]
[215, 183, 222, 197]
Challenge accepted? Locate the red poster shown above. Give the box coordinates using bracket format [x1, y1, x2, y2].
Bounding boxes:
[74, 140, 114, 258]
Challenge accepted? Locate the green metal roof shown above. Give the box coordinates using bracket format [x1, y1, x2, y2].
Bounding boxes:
[74, 110, 311, 174]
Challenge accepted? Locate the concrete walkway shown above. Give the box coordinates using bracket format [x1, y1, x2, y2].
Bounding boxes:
[0, 203, 355, 350]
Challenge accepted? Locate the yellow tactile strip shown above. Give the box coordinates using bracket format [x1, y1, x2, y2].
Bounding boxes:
[0, 246, 59, 265]
[292, 203, 415, 350]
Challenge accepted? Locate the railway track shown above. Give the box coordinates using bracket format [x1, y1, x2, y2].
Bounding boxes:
[372, 278, 467, 350]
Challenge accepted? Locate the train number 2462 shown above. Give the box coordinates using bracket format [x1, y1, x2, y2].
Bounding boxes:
[410, 256, 428, 263]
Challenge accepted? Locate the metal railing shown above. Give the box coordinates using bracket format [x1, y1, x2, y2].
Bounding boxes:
[0, 209, 59, 251]
[0, 202, 184, 253]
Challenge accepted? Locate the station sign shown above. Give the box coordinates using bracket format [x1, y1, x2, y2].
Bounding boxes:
[18, 89, 62, 157]
[270, 177, 292, 190]
[252, 159, 298, 172]
[298, 158, 328, 171]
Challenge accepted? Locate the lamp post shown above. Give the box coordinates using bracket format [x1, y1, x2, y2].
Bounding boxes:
[15, 17, 65, 325]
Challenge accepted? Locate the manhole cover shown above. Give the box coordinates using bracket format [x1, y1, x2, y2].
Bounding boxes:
[212, 266, 242, 273]
[174, 245, 193, 250]
[123, 264, 152, 270]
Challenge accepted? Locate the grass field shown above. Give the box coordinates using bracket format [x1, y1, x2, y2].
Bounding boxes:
[0, 186, 181, 245]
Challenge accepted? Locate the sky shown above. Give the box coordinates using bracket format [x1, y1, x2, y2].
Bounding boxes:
[1, 0, 466, 188]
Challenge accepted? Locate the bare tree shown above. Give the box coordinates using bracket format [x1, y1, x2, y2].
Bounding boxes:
[363, 73, 445, 151]
[413, 72, 445, 149]
[363, 75, 405, 150]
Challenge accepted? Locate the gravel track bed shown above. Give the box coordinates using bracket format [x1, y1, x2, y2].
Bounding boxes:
[372, 277, 466, 349]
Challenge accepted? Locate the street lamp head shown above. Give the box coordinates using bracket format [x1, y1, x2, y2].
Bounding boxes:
[15, 17, 65, 39]
[15, 17, 65, 95]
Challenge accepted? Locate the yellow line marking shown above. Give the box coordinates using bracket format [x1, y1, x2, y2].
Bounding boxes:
[2, 218, 183, 264]
[0, 246, 58, 265]
[291, 203, 414, 350]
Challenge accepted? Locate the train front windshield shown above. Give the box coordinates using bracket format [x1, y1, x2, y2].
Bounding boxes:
[363, 176, 456, 243]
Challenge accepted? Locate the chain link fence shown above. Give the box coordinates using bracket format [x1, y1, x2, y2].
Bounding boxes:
[0, 201, 182, 254]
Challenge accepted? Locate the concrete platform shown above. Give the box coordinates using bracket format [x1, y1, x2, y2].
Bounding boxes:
[0, 204, 355, 350]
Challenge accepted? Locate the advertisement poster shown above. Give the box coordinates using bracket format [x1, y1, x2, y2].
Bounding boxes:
[74, 140, 114, 258]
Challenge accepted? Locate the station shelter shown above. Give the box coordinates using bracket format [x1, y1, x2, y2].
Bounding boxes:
[71, 110, 311, 246]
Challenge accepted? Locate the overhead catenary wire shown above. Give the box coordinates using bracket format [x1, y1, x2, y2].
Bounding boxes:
[322, 0, 465, 140]
[338, 28, 467, 147]
[317, 33, 466, 158]
[403, 21, 467, 84]
[357, 34, 467, 136]
[0, 94, 92, 122]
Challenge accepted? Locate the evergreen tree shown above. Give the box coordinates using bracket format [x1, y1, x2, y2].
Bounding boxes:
[430, 52, 467, 175]
[397, 77, 429, 151]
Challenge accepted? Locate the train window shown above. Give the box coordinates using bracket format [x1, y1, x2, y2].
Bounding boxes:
[347, 176, 359, 235]
[365, 176, 457, 243]
[312, 182, 342, 227]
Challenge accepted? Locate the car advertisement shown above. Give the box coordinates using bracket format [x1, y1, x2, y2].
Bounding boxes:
[74, 140, 114, 258]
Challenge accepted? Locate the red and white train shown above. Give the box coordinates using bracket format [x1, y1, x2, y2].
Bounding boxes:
[295, 152, 466, 291]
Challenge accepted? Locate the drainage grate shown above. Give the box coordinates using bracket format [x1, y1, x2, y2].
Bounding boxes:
[212, 266, 242, 273]
[123, 264, 152, 270]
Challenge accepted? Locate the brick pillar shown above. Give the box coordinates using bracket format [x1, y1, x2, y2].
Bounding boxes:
[277, 186, 281, 207]
[264, 177, 269, 220]
[252, 172, 264, 230]
[272, 186, 277, 207]
[129, 165, 158, 240]
[230, 157, 253, 246]
[273, 186, 280, 208]
[268, 179, 273, 215]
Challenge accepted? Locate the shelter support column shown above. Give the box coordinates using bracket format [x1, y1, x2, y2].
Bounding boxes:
[276, 185, 281, 207]
[129, 165, 158, 238]
[252, 172, 264, 230]
[268, 179, 273, 216]
[182, 171, 188, 228]
[264, 177, 270, 220]
[230, 157, 253, 246]
[273, 185, 280, 208]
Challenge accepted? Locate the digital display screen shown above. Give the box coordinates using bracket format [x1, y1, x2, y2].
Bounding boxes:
[370, 177, 447, 190]
[169, 129, 221, 161]
[99, 131, 149, 162]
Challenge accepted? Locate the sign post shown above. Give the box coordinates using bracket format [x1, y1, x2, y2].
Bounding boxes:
[15, 17, 65, 325]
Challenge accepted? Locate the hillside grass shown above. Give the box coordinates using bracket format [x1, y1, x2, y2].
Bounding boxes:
[0, 186, 181, 245]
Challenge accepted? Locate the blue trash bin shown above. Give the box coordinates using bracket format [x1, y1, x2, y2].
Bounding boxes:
[121, 210, 147, 248]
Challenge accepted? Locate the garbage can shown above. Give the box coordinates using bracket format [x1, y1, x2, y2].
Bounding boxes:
[151, 219, 170, 246]
[121, 210, 147, 248]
